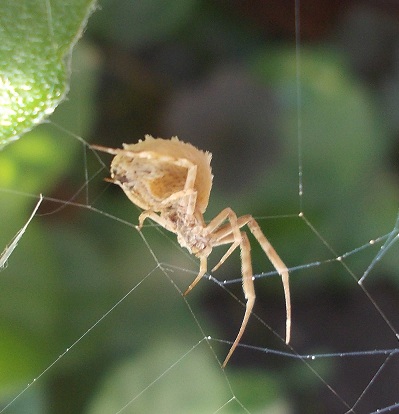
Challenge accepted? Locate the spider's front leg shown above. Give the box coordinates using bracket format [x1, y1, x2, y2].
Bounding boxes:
[138, 210, 173, 232]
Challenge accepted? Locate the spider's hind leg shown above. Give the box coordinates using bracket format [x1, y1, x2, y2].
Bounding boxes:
[244, 217, 291, 344]
[221, 231, 256, 368]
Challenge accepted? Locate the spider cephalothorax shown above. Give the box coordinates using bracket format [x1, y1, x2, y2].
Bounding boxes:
[92, 135, 291, 367]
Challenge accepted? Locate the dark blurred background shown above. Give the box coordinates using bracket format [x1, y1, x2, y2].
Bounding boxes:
[1, 1, 399, 413]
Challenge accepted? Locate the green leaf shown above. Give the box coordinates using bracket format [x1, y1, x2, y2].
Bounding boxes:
[0, 0, 97, 149]
[0, 37, 100, 402]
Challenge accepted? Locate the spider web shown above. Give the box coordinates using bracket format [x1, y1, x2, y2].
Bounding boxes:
[1, 1, 399, 413]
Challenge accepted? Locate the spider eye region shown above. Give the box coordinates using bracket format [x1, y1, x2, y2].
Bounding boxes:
[110, 169, 129, 184]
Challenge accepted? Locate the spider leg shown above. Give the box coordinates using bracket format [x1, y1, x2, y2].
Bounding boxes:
[198, 208, 255, 367]
[211, 229, 243, 272]
[183, 256, 207, 295]
[138, 210, 174, 232]
[154, 160, 198, 217]
[139, 154, 198, 220]
[241, 215, 291, 345]
[92, 145, 195, 169]
[90, 144, 121, 155]
[139, 209, 208, 298]
[175, 160, 197, 217]
[184, 209, 242, 296]
[206, 208, 241, 243]
[212, 240, 239, 273]
[209, 214, 291, 347]
[222, 232, 255, 368]
[204, 208, 243, 273]
[207, 211, 253, 273]
[159, 188, 197, 216]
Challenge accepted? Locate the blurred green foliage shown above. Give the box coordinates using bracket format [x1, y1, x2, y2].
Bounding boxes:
[89, 0, 199, 47]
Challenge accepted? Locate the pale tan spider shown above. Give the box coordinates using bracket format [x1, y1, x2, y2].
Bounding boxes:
[92, 135, 291, 367]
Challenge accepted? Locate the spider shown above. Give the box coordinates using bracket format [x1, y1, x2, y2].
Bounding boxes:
[91, 135, 291, 367]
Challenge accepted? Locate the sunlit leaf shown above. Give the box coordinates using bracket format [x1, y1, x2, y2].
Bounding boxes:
[0, 0, 97, 149]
